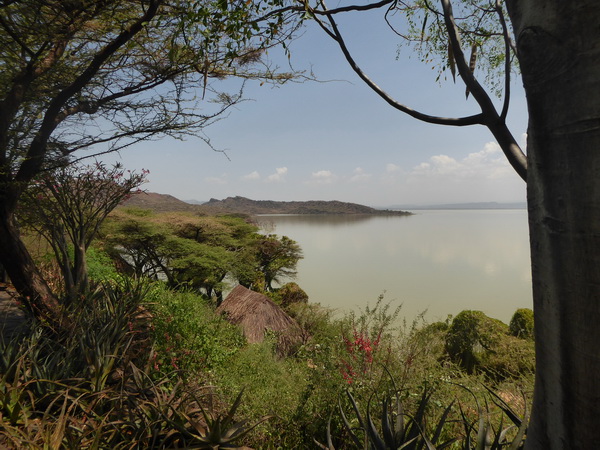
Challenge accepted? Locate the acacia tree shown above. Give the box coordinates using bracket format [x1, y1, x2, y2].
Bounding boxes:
[19, 161, 147, 302]
[103, 211, 262, 299]
[291, 0, 599, 447]
[0, 0, 298, 318]
[255, 234, 303, 291]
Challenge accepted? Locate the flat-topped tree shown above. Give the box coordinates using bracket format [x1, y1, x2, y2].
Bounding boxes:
[0, 0, 299, 320]
[291, 0, 600, 447]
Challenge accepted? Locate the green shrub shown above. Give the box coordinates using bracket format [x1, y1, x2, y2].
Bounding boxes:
[213, 338, 311, 447]
[276, 282, 309, 307]
[146, 283, 246, 374]
[509, 308, 535, 340]
[86, 246, 119, 282]
[445, 310, 508, 374]
[445, 310, 535, 380]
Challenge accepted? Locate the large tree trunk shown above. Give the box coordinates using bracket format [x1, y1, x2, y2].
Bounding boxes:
[0, 205, 62, 320]
[507, 1, 600, 448]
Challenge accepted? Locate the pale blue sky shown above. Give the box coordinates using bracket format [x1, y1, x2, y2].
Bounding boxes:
[107, 10, 528, 207]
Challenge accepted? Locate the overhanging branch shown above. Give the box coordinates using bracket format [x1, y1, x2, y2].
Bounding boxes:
[312, 0, 485, 126]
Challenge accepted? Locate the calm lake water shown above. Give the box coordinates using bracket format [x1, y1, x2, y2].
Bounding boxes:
[257, 210, 532, 324]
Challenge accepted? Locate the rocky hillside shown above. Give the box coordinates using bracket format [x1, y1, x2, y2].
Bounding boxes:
[197, 196, 411, 215]
[121, 192, 197, 212]
[121, 193, 411, 215]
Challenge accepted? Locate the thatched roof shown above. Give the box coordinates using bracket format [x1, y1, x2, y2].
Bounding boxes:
[217, 285, 306, 356]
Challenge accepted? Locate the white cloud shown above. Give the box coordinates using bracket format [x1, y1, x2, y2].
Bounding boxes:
[386, 163, 400, 173]
[242, 171, 260, 181]
[266, 167, 288, 182]
[399, 142, 525, 204]
[350, 167, 372, 182]
[409, 143, 514, 181]
[204, 174, 228, 185]
[308, 170, 337, 185]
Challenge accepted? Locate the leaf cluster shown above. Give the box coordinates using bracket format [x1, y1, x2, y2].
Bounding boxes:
[394, 0, 517, 95]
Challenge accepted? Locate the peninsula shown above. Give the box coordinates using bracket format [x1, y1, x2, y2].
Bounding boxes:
[123, 193, 412, 216]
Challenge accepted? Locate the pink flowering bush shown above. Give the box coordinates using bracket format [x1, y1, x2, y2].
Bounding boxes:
[338, 295, 400, 387]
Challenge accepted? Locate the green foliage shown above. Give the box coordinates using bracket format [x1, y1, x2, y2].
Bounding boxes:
[18, 162, 147, 301]
[322, 378, 529, 450]
[214, 338, 309, 419]
[0, 277, 268, 448]
[509, 309, 534, 340]
[86, 246, 119, 282]
[255, 234, 303, 290]
[394, 0, 516, 94]
[320, 386, 457, 450]
[146, 283, 246, 374]
[446, 310, 508, 374]
[271, 281, 309, 307]
[194, 389, 273, 449]
[103, 210, 304, 300]
[0, 271, 533, 448]
[445, 311, 535, 380]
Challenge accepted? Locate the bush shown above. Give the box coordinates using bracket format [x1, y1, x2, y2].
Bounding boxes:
[509, 308, 535, 340]
[146, 283, 246, 374]
[445, 310, 535, 380]
[86, 246, 119, 282]
[445, 310, 506, 374]
[277, 282, 309, 307]
[213, 339, 311, 447]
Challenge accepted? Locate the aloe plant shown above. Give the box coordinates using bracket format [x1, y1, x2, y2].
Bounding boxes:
[319, 375, 528, 450]
[318, 387, 457, 450]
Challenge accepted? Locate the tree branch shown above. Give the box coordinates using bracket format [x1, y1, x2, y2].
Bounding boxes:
[313, 0, 485, 126]
[15, 0, 164, 187]
[440, 0, 526, 180]
[495, 0, 512, 121]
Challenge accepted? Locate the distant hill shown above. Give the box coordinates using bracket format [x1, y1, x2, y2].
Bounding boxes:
[197, 196, 411, 215]
[121, 192, 198, 212]
[121, 193, 411, 215]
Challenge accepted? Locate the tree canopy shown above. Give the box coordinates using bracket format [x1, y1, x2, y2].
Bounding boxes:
[103, 209, 303, 301]
[0, 0, 301, 315]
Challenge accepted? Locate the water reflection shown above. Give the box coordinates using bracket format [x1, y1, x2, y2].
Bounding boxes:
[263, 210, 532, 323]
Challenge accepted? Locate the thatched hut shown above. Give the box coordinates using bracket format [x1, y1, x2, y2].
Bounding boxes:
[217, 285, 306, 356]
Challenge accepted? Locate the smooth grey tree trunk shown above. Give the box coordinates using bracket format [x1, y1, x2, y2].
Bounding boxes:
[506, 1, 600, 448]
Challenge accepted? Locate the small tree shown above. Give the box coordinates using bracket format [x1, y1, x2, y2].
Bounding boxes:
[255, 234, 303, 291]
[19, 162, 146, 301]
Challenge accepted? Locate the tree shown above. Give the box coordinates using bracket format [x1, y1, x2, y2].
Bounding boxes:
[18, 161, 146, 301]
[0, 0, 299, 318]
[255, 234, 303, 291]
[292, 0, 600, 447]
[103, 210, 264, 300]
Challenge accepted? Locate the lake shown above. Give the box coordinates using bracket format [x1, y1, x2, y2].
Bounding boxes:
[256, 210, 532, 324]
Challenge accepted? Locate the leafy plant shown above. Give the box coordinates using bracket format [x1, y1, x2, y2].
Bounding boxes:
[192, 389, 273, 449]
[319, 368, 529, 450]
[318, 386, 456, 450]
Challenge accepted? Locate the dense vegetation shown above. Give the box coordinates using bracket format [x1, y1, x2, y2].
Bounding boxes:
[0, 180, 535, 447]
[0, 160, 533, 447]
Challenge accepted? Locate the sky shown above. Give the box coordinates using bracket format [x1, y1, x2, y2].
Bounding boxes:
[105, 9, 529, 208]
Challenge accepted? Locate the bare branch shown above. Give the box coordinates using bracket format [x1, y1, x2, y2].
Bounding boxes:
[495, 0, 512, 120]
[441, 0, 526, 180]
[312, 0, 484, 126]
[15, 0, 164, 186]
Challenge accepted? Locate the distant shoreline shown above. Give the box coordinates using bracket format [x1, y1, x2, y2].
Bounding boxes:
[387, 202, 526, 210]
[123, 192, 524, 215]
